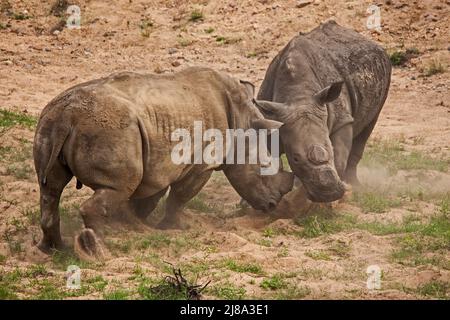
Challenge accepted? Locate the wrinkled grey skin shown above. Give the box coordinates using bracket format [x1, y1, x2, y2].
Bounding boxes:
[254, 21, 391, 202]
[33, 67, 293, 259]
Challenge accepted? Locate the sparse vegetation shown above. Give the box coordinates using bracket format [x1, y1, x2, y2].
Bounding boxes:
[187, 195, 221, 213]
[276, 285, 311, 299]
[390, 201, 450, 269]
[222, 259, 264, 275]
[417, 281, 449, 299]
[352, 190, 401, 213]
[189, 9, 204, 22]
[210, 283, 246, 300]
[423, 59, 446, 77]
[362, 139, 448, 173]
[216, 36, 241, 45]
[177, 37, 194, 47]
[295, 212, 356, 238]
[12, 12, 30, 20]
[104, 289, 130, 300]
[0, 109, 37, 129]
[136, 233, 171, 250]
[260, 274, 288, 290]
[389, 47, 419, 66]
[139, 19, 153, 38]
[305, 249, 332, 261]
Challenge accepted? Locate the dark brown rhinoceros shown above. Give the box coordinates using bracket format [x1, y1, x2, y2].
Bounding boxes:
[33, 67, 293, 259]
[254, 21, 391, 202]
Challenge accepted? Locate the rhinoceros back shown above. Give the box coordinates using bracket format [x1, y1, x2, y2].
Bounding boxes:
[299, 21, 391, 132]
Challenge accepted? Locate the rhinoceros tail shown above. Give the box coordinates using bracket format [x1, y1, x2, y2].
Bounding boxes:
[41, 124, 71, 186]
[137, 117, 150, 177]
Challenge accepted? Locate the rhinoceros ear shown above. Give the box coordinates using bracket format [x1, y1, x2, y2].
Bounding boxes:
[239, 80, 256, 98]
[252, 99, 288, 120]
[313, 81, 343, 105]
[251, 119, 284, 131]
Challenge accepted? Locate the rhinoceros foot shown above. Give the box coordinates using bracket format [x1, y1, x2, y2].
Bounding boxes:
[74, 228, 109, 261]
[36, 237, 65, 254]
[156, 216, 189, 230]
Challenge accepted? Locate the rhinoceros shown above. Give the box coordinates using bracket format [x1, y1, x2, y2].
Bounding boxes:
[33, 67, 293, 259]
[254, 21, 391, 202]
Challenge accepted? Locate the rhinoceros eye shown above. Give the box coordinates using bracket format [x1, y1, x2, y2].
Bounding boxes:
[307, 144, 329, 165]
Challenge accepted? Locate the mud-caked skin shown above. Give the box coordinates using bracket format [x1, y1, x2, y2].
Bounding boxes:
[255, 21, 392, 202]
[33, 67, 294, 260]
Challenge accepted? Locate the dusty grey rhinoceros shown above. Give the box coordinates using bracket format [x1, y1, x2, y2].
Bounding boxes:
[254, 21, 392, 202]
[33, 67, 293, 259]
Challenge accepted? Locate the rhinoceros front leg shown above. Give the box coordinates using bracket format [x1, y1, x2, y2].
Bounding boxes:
[131, 187, 168, 221]
[344, 115, 379, 186]
[156, 171, 212, 230]
[75, 189, 131, 261]
[330, 124, 353, 179]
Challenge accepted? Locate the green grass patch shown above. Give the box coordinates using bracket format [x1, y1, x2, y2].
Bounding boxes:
[276, 285, 311, 299]
[295, 212, 357, 238]
[222, 259, 264, 275]
[0, 109, 37, 129]
[135, 233, 171, 250]
[85, 275, 108, 292]
[12, 12, 30, 20]
[389, 48, 419, 66]
[390, 206, 450, 269]
[0, 286, 18, 299]
[260, 275, 288, 291]
[305, 250, 332, 261]
[103, 289, 129, 300]
[209, 283, 246, 300]
[51, 249, 92, 270]
[417, 281, 449, 299]
[189, 9, 204, 22]
[33, 280, 65, 300]
[187, 196, 221, 213]
[361, 139, 448, 173]
[352, 190, 402, 213]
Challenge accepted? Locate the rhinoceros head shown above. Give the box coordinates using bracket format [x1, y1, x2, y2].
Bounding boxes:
[223, 163, 294, 212]
[253, 82, 346, 202]
[219, 79, 294, 211]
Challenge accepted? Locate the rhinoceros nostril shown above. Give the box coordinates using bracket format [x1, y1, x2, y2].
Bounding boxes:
[308, 144, 329, 165]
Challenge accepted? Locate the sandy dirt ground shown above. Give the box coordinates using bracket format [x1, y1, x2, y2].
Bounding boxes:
[0, 0, 449, 299]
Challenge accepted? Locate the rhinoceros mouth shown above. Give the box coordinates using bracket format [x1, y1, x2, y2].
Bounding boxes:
[304, 183, 345, 202]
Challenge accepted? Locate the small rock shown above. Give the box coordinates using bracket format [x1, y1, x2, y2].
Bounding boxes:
[3, 60, 13, 65]
[296, 0, 313, 8]
[171, 60, 181, 67]
[168, 48, 178, 54]
[53, 30, 60, 35]
[411, 76, 416, 80]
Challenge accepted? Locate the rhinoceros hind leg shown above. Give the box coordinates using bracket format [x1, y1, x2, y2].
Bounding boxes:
[74, 228, 108, 261]
[75, 189, 130, 260]
[37, 161, 72, 253]
[344, 115, 380, 186]
[156, 171, 212, 230]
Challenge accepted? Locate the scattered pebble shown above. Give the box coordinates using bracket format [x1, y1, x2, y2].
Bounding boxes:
[296, 0, 313, 8]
